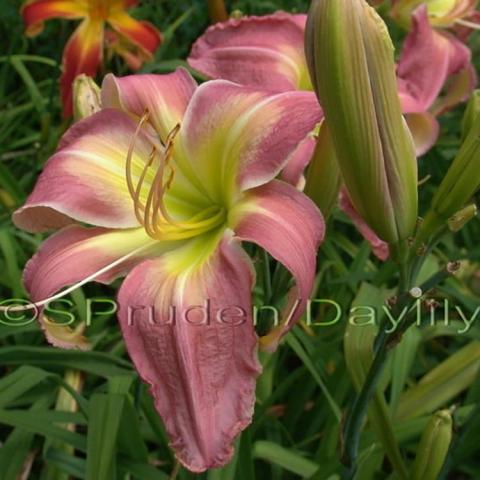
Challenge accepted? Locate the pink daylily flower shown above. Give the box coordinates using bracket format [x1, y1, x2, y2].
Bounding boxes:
[189, 12, 311, 92]
[391, 0, 478, 28]
[13, 69, 324, 471]
[397, 5, 476, 155]
[189, 9, 475, 261]
[188, 10, 474, 156]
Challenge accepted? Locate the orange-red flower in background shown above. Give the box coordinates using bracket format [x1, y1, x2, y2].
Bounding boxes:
[21, 0, 162, 117]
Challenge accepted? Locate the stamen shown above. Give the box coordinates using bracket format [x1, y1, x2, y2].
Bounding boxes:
[455, 18, 480, 30]
[0, 241, 156, 314]
[125, 120, 226, 242]
[126, 108, 150, 206]
[132, 146, 156, 224]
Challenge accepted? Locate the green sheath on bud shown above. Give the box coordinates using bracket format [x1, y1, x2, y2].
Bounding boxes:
[461, 89, 480, 141]
[419, 93, 480, 241]
[304, 121, 342, 220]
[305, 0, 418, 251]
[73, 74, 101, 121]
[410, 409, 453, 480]
[448, 203, 477, 232]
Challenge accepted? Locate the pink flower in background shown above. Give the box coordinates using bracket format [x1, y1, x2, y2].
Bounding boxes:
[188, 9, 475, 261]
[339, 190, 390, 262]
[13, 69, 324, 471]
[188, 10, 475, 156]
[391, 0, 478, 29]
[397, 5, 476, 155]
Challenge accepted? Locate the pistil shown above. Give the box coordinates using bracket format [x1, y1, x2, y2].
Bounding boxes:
[126, 112, 226, 242]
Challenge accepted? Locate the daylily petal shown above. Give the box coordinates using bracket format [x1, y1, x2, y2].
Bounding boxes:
[431, 64, 477, 115]
[397, 5, 451, 112]
[117, 231, 261, 472]
[188, 13, 311, 91]
[405, 112, 440, 156]
[392, 0, 477, 28]
[105, 30, 144, 71]
[123, 0, 138, 7]
[13, 109, 154, 232]
[41, 316, 91, 350]
[180, 81, 322, 199]
[397, 5, 472, 113]
[280, 135, 317, 189]
[23, 224, 163, 347]
[22, 0, 86, 36]
[230, 180, 324, 350]
[60, 19, 104, 118]
[101, 69, 197, 142]
[339, 189, 390, 261]
[108, 11, 162, 57]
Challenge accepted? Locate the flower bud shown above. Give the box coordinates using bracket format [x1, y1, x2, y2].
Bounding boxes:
[419, 94, 480, 239]
[448, 203, 477, 231]
[304, 121, 342, 220]
[0, 189, 16, 209]
[461, 89, 480, 141]
[72, 75, 101, 121]
[410, 409, 452, 480]
[305, 0, 418, 252]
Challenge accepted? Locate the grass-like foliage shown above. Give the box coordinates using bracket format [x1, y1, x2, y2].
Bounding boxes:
[2, 0, 480, 479]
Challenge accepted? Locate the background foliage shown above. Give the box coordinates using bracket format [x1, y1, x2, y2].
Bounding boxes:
[2, 0, 480, 479]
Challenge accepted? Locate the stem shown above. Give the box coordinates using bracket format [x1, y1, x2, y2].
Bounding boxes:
[341, 265, 456, 479]
[342, 331, 389, 478]
[207, 0, 228, 23]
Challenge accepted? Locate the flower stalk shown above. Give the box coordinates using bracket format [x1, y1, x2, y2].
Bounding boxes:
[341, 264, 458, 478]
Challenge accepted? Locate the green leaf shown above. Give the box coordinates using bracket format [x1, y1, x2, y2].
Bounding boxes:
[0, 347, 132, 377]
[117, 398, 149, 462]
[396, 341, 480, 420]
[0, 365, 51, 408]
[253, 441, 319, 477]
[86, 393, 126, 480]
[119, 458, 169, 480]
[0, 409, 87, 451]
[44, 449, 86, 479]
[344, 283, 408, 479]
[286, 332, 342, 422]
[389, 326, 422, 412]
[0, 396, 50, 480]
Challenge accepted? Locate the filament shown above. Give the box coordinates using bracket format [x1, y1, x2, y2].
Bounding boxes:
[125, 118, 226, 241]
[0, 241, 156, 314]
[455, 18, 480, 30]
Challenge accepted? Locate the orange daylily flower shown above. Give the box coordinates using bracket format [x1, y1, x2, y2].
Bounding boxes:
[21, 0, 162, 117]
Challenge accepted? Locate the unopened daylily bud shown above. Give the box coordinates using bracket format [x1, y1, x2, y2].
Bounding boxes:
[448, 203, 477, 231]
[392, 0, 476, 28]
[410, 409, 452, 480]
[0, 189, 15, 209]
[419, 96, 480, 240]
[306, 0, 418, 251]
[461, 89, 480, 141]
[304, 122, 342, 220]
[72, 75, 101, 121]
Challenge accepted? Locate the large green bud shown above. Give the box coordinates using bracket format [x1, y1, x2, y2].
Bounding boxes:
[305, 0, 418, 254]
